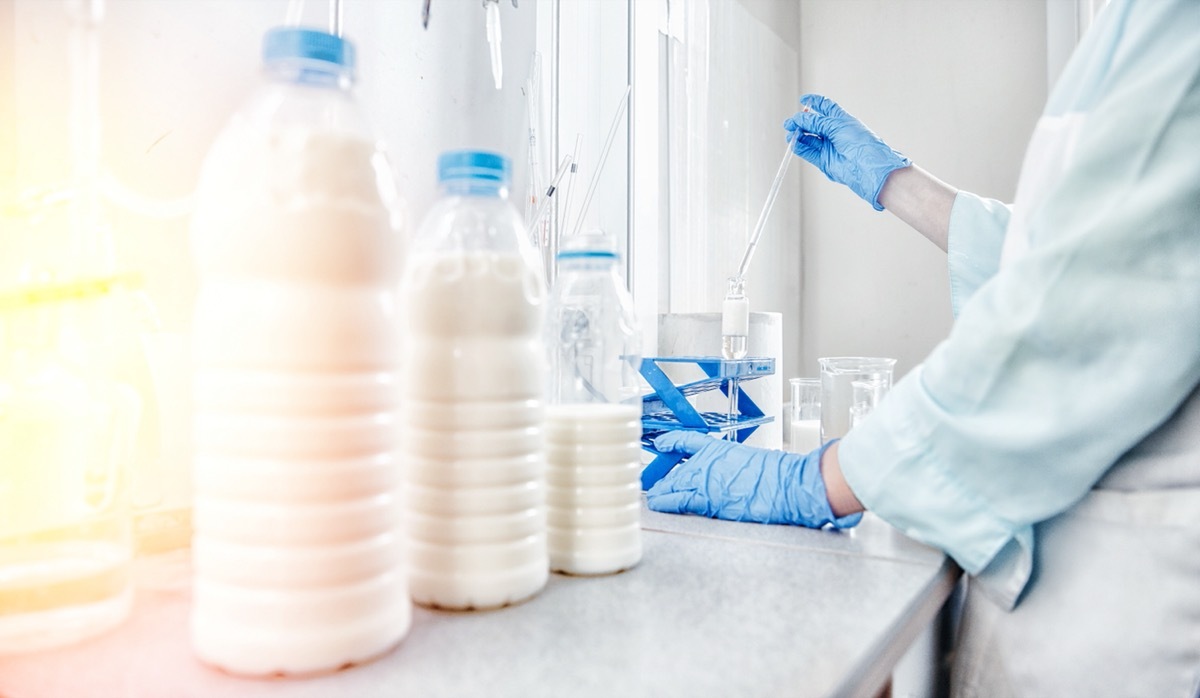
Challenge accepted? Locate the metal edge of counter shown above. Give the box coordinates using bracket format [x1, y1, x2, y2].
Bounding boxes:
[828, 557, 963, 698]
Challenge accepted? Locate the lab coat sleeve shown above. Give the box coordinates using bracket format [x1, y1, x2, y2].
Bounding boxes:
[837, 13, 1200, 609]
[946, 192, 1010, 318]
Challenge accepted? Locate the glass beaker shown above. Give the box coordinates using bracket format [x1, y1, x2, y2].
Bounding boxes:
[849, 377, 889, 429]
[0, 188, 142, 653]
[0, 297, 141, 653]
[787, 377, 821, 453]
[818, 357, 896, 444]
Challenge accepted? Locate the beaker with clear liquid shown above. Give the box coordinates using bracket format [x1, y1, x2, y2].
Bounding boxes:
[788, 377, 821, 453]
[0, 265, 141, 653]
[818, 357, 895, 444]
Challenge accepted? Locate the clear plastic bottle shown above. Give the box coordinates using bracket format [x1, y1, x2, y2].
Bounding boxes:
[401, 150, 548, 609]
[189, 28, 409, 676]
[545, 231, 643, 575]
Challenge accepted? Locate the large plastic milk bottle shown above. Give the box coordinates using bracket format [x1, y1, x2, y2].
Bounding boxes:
[401, 150, 548, 610]
[189, 28, 409, 676]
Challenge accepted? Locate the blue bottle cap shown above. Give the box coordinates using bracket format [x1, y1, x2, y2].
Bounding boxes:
[263, 27, 355, 71]
[557, 230, 619, 260]
[437, 150, 511, 186]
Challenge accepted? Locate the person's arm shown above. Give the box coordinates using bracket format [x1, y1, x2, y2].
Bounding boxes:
[819, 442, 862, 518]
[877, 165, 1016, 317]
[787, 97, 1011, 315]
[835, 5, 1200, 608]
[876, 165, 956, 252]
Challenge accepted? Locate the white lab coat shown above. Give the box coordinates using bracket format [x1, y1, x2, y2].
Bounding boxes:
[948, 22, 1200, 698]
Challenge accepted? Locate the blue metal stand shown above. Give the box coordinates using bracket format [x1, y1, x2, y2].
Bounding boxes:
[639, 356, 775, 489]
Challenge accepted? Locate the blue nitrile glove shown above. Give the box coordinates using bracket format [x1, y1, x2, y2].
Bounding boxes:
[784, 94, 910, 211]
[646, 431, 862, 529]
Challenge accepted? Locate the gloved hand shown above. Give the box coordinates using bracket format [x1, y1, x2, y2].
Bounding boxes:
[784, 94, 910, 211]
[646, 431, 862, 529]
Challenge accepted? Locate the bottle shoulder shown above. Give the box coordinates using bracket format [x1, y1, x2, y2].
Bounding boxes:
[412, 195, 537, 261]
[232, 80, 374, 141]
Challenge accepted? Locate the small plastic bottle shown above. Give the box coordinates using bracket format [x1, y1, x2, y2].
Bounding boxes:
[401, 150, 549, 609]
[545, 231, 643, 575]
[189, 27, 409, 676]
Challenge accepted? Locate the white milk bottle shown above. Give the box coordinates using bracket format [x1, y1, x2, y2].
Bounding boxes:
[189, 28, 409, 676]
[545, 232, 643, 575]
[402, 150, 548, 610]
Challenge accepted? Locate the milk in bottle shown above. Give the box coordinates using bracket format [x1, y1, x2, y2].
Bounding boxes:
[402, 150, 548, 610]
[189, 27, 409, 676]
[545, 232, 643, 575]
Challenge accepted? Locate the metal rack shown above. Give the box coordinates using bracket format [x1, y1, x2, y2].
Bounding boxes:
[639, 356, 775, 489]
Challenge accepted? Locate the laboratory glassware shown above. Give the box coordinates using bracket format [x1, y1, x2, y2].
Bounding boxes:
[721, 277, 750, 360]
[721, 132, 796, 363]
[545, 231, 643, 576]
[736, 138, 795, 282]
[400, 149, 549, 610]
[0, 188, 141, 654]
[849, 377, 889, 429]
[818, 357, 896, 444]
[788, 377, 821, 453]
[190, 27, 409, 676]
[569, 86, 632, 239]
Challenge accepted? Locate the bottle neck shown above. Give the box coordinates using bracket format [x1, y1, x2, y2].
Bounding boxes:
[557, 250, 620, 276]
[558, 259, 617, 275]
[440, 179, 509, 199]
[264, 59, 353, 90]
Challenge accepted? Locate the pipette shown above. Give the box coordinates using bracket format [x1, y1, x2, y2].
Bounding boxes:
[721, 121, 804, 362]
[527, 155, 573, 244]
[570, 85, 632, 238]
[551, 134, 583, 287]
[735, 138, 794, 282]
[484, 0, 502, 89]
[330, 0, 343, 35]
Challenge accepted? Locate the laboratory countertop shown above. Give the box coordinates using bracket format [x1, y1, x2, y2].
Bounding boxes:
[0, 508, 960, 698]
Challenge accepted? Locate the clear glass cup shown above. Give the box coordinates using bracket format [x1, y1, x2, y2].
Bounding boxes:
[0, 187, 142, 653]
[787, 377, 821, 453]
[818, 357, 896, 444]
[0, 296, 141, 653]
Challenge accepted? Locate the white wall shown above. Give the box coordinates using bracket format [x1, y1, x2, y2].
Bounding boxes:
[798, 0, 1047, 379]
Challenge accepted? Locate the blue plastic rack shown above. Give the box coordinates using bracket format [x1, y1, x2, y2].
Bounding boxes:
[639, 356, 775, 489]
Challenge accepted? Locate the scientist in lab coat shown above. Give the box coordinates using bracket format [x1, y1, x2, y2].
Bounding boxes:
[645, 0, 1200, 694]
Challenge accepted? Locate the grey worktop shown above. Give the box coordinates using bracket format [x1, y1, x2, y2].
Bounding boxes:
[0, 508, 959, 698]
